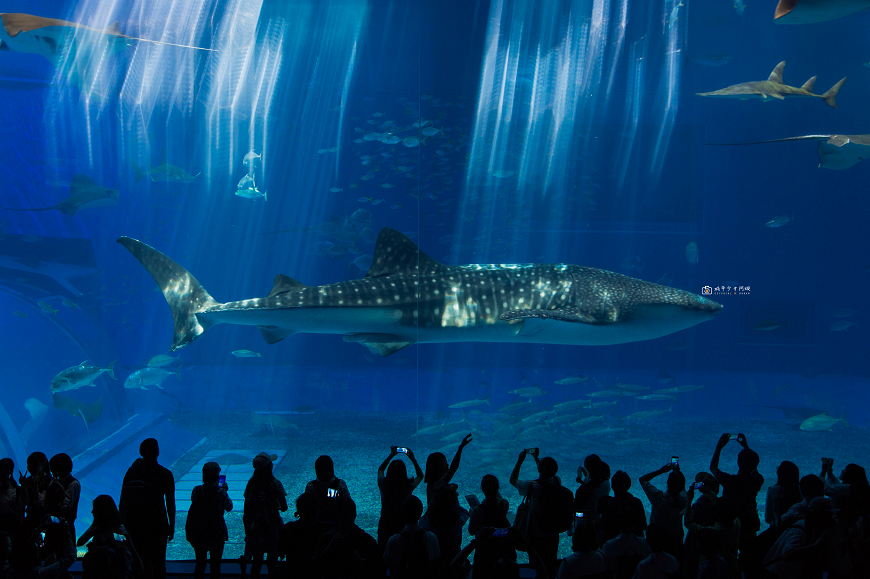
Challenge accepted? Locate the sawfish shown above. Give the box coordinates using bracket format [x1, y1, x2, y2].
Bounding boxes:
[0, 13, 215, 93]
[118, 228, 722, 356]
[774, 0, 870, 23]
[697, 62, 846, 108]
[0, 174, 118, 215]
[708, 134, 870, 170]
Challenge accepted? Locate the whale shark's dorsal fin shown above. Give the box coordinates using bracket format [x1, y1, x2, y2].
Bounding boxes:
[365, 228, 445, 278]
[768, 61, 786, 83]
[267, 274, 307, 298]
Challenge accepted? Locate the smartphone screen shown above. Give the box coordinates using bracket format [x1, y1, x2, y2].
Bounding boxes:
[327, 488, 338, 498]
[218, 475, 226, 486]
[671, 456, 679, 465]
[396, 447, 408, 454]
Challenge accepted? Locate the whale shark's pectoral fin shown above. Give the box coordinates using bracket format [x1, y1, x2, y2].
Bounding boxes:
[258, 326, 296, 344]
[344, 333, 413, 357]
[500, 308, 603, 324]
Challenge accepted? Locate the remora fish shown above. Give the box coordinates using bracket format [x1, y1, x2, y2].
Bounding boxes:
[774, 0, 870, 24]
[697, 62, 846, 108]
[117, 228, 722, 356]
[51, 361, 116, 392]
[0, 175, 118, 216]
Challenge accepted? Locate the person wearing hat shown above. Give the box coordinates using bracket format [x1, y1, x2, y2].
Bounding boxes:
[186, 462, 233, 579]
[243, 452, 287, 579]
[763, 496, 837, 578]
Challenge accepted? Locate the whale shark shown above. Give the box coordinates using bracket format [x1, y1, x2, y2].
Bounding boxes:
[118, 228, 722, 355]
[709, 134, 870, 170]
[0, 174, 118, 215]
[697, 62, 846, 108]
[774, 0, 870, 24]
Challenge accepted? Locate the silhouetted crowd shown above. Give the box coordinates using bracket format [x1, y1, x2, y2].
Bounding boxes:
[1, 432, 868, 578]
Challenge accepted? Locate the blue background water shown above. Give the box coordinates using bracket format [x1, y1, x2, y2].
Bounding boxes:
[0, 0, 868, 558]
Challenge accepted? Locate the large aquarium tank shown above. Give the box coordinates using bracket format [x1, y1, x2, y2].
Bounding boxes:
[1, 0, 867, 562]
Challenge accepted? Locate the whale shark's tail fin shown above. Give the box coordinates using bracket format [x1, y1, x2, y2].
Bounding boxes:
[117, 237, 221, 350]
[822, 77, 846, 108]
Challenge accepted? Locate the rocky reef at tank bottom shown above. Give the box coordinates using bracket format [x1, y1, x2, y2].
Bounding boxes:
[164, 406, 866, 560]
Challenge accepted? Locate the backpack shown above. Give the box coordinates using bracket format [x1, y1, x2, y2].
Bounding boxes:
[391, 528, 437, 579]
[185, 486, 223, 545]
[244, 479, 277, 537]
[533, 480, 574, 534]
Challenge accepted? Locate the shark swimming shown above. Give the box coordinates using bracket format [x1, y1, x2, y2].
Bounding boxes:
[134, 162, 201, 184]
[0, 174, 118, 215]
[118, 228, 722, 356]
[774, 0, 870, 24]
[697, 62, 846, 108]
[709, 134, 870, 170]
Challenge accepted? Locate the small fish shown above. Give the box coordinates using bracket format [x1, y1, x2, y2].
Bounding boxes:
[421, 127, 444, 137]
[492, 170, 514, 178]
[51, 361, 116, 393]
[755, 319, 785, 331]
[124, 366, 182, 390]
[243, 151, 261, 172]
[232, 350, 262, 357]
[554, 375, 588, 384]
[668, 1, 684, 29]
[800, 413, 847, 432]
[734, 0, 745, 16]
[39, 301, 59, 316]
[830, 320, 857, 332]
[402, 136, 423, 147]
[637, 394, 678, 401]
[329, 187, 343, 193]
[765, 215, 793, 228]
[235, 175, 267, 201]
[379, 133, 402, 145]
[12, 311, 27, 318]
[508, 386, 546, 398]
[363, 132, 381, 141]
[686, 241, 699, 265]
[570, 415, 605, 427]
[412, 119, 430, 127]
[831, 308, 857, 318]
[654, 384, 705, 394]
[147, 354, 177, 367]
[61, 298, 78, 309]
[381, 183, 395, 189]
[448, 397, 490, 409]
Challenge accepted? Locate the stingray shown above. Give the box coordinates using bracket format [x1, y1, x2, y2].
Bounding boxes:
[0, 174, 118, 215]
[51, 393, 102, 436]
[708, 134, 870, 170]
[774, 0, 870, 24]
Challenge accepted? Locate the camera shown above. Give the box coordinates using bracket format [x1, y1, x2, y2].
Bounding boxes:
[395, 447, 408, 454]
[525, 448, 538, 455]
[671, 456, 679, 465]
[575, 512, 585, 519]
[691, 481, 705, 490]
[327, 488, 339, 498]
[219, 475, 226, 486]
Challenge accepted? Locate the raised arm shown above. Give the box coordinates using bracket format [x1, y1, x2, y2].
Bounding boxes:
[710, 432, 731, 477]
[445, 434, 473, 483]
[510, 450, 527, 489]
[378, 448, 398, 481]
[639, 463, 672, 484]
[407, 450, 424, 490]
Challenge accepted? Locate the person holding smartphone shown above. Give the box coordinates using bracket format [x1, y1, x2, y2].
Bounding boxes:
[186, 461, 233, 579]
[638, 460, 687, 561]
[710, 432, 764, 553]
[376, 446, 424, 553]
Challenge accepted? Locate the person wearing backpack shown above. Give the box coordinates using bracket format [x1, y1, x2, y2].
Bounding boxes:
[384, 495, 441, 578]
[304, 455, 351, 525]
[510, 448, 573, 578]
[186, 462, 233, 579]
[242, 452, 287, 579]
[468, 474, 510, 537]
[119, 438, 175, 579]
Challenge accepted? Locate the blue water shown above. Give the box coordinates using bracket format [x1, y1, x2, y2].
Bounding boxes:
[1, 0, 868, 559]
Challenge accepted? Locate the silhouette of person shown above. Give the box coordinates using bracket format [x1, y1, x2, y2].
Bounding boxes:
[77, 494, 143, 577]
[450, 525, 547, 579]
[383, 494, 441, 578]
[312, 497, 384, 579]
[710, 433, 764, 552]
[556, 520, 608, 578]
[468, 474, 510, 537]
[279, 493, 334, 578]
[780, 475, 825, 527]
[598, 470, 647, 541]
[376, 447, 423, 553]
[18, 452, 50, 533]
[510, 449, 572, 578]
[46, 454, 80, 542]
[633, 523, 680, 578]
[765, 461, 801, 530]
[422, 434, 472, 566]
[242, 452, 287, 579]
[601, 508, 650, 579]
[304, 455, 351, 525]
[638, 461, 686, 561]
[574, 454, 611, 521]
[0, 458, 19, 538]
[186, 462, 232, 579]
[119, 438, 175, 579]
